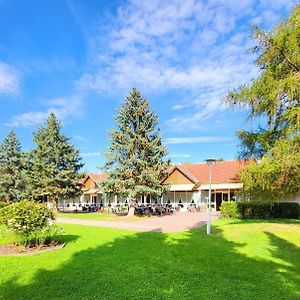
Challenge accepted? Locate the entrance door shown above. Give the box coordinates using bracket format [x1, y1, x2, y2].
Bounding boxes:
[216, 193, 222, 211]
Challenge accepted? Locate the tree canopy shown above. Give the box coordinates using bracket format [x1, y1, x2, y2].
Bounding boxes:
[240, 135, 300, 201]
[226, 5, 300, 200]
[226, 5, 300, 159]
[28, 113, 83, 209]
[0, 130, 25, 202]
[101, 88, 170, 201]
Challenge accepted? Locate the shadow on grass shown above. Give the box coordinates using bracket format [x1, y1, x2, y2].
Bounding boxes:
[264, 232, 300, 295]
[0, 225, 299, 300]
[54, 234, 79, 244]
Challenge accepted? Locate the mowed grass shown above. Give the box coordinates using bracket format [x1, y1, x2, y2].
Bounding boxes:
[56, 212, 118, 220]
[0, 219, 300, 300]
[56, 212, 156, 222]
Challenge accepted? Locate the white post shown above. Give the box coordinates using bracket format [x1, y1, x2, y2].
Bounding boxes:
[173, 190, 175, 208]
[199, 190, 202, 210]
[214, 191, 217, 212]
[186, 190, 188, 211]
[207, 165, 212, 234]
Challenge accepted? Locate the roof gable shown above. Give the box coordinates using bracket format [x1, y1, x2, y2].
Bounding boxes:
[163, 167, 196, 185]
[81, 173, 108, 189]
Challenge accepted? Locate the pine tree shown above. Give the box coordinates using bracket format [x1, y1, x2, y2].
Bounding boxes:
[28, 113, 83, 210]
[0, 130, 25, 202]
[101, 88, 170, 207]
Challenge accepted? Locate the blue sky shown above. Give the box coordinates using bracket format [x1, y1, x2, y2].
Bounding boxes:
[0, 0, 294, 172]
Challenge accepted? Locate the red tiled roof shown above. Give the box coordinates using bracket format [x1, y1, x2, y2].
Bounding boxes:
[79, 173, 108, 187]
[88, 173, 108, 182]
[179, 160, 247, 183]
[83, 160, 247, 186]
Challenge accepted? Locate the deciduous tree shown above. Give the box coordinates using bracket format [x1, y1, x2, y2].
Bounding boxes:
[226, 5, 300, 158]
[226, 5, 300, 200]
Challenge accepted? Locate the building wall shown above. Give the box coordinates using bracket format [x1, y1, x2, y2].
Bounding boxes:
[82, 177, 97, 190]
[282, 191, 300, 203]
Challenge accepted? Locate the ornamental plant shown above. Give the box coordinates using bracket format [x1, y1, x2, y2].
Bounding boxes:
[0, 200, 57, 246]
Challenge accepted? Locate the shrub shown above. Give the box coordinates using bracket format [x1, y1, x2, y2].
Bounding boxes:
[219, 202, 242, 219]
[0, 200, 57, 246]
[0, 201, 8, 209]
[272, 203, 300, 219]
[220, 201, 300, 219]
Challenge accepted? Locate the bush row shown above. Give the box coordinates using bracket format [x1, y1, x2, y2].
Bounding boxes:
[220, 201, 300, 219]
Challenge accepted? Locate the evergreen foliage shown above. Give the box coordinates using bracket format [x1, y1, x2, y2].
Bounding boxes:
[226, 5, 300, 158]
[101, 88, 170, 201]
[28, 113, 83, 209]
[226, 5, 300, 201]
[0, 130, 25, 202]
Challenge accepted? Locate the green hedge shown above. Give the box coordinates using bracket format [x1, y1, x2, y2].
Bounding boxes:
[220, 201, 300, 219]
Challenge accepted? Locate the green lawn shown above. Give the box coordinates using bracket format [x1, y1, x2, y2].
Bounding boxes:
[0, 219, 300, 299]
[56, 212, 118, 220]
[56, 212, 155, 221]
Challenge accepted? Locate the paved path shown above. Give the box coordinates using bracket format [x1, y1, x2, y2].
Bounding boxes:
[57, 212, 220, 233]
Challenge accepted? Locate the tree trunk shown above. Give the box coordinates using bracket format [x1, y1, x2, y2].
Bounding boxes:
[51, 196, 58, 212]
[127, 198, 136, 217]
[127, 206, 135, 217]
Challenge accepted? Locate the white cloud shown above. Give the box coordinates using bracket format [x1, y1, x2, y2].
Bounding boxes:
[73, 135, 87, 142]
[81, 152, 101, 157]
[6, 94, 84, 127]
[75, 0, 291, 130]
[165, 136, 232, 144]
[0, 61, 20, 95]
[6, 111, 50, 128]
[171, 104, 189, 110]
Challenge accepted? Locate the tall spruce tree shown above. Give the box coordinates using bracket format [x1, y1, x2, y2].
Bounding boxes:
[0, 130, 25, 202]
[101, 88, 170, 208]
[28, 113, 83, 210]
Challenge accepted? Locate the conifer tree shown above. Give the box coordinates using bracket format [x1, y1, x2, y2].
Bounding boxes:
[226, 5, 300, 200]
[101, 88, 170, 207]
[0, 130, 25, 202]
[226, 5, 300, 158]
[28, 113, 83, 210]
